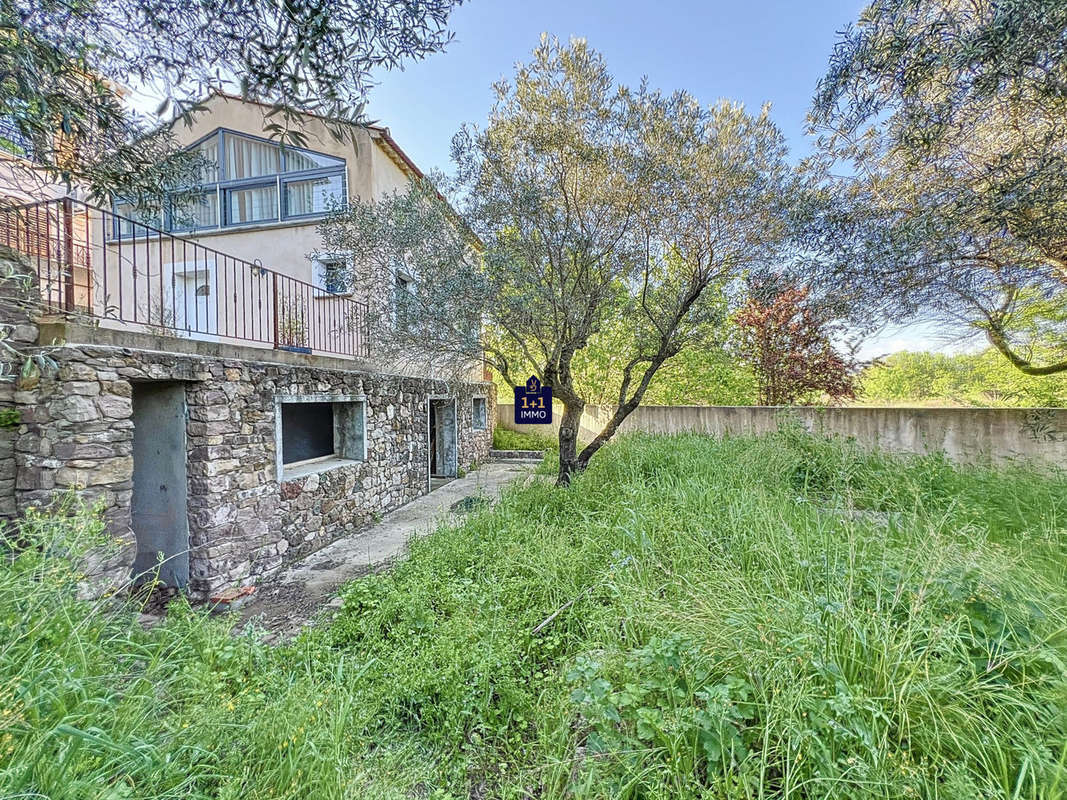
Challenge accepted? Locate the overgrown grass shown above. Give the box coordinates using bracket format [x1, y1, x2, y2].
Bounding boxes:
[2, 432, 1066, 798]
[492, 426, 558, 452]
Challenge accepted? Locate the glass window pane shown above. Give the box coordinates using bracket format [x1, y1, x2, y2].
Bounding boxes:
[284, 147, 344, 172]
[226, 184, 277, 224]
[317, 259, 347, 293]
[224, 134, 280, 180]
[194, 138, 220, 183]
[170, 192, 218, 231]
[114, 201, 161, 236]
[285, 174, 344, 217]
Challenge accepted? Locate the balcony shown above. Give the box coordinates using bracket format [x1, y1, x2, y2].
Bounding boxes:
[0, 198, 369, 360]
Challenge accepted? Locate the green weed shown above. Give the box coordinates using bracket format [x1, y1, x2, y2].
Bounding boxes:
[1, 433, 1065, 798]
[492, 426, 558, 452]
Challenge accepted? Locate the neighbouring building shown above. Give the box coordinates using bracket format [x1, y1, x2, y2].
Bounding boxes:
[0, 95, 495, 598]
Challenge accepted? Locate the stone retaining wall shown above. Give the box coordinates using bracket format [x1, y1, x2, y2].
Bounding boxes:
[0, 245, 496, 598]
[0, 249, 41, 519]
[9, 343, 493, 597]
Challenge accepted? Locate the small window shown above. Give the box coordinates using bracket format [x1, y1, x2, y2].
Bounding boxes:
[278, 397, 366, 479]
[285, 173, 345, 217]
[313, 255, 350, 295]
[472, 397, 487, 430]
[113, 201, 162, 237]
[394, 272, 416, 329]
[192, 138, 220, 183]
[225, 134, 281, 180]
[225, 183, 278, 225]
[283, 147, 345, 172]
[170, 192, 218, 232]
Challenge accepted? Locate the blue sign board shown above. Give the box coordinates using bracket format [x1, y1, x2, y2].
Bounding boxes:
[514, 375, 552, 424]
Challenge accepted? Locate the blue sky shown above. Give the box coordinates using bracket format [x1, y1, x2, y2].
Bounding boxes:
[365, 0, 866, 174]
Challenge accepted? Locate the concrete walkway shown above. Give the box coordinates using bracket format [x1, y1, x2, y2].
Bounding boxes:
[238, 459, 540, 640]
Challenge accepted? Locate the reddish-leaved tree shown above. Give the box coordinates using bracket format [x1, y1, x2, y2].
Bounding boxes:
[735, 286, 859, 406]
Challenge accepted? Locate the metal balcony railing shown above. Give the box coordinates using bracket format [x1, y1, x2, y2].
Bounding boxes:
[0, 198, 369, 359]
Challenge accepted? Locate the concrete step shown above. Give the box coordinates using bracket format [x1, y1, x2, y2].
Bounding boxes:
[490, 449, 545, 461]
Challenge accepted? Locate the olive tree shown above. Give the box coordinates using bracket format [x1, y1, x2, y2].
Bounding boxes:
[322, 37, 796, 484]
[808, 0, 1067, 375]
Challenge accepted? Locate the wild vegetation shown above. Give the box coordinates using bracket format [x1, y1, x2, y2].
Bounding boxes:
[491, 426, 557, 452]
[3, 433, 1065, 798]
[860, 348, 1067, 408]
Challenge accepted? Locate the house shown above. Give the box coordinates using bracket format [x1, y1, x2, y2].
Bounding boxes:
[0, 95, 495, 598]
[107, 93, 426, 347]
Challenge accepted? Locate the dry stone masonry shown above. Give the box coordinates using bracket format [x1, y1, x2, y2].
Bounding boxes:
[6, 344, 493, 596]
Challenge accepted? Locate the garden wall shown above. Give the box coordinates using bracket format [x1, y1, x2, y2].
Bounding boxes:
[497, 403, 1067, 467]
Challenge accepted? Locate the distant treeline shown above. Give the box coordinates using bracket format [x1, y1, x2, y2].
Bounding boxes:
[493, 346, 1067, 408]
[858, 349, 1067, 408]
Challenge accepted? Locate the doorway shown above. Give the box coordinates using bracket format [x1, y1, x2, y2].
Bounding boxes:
[428, 398, 458, 489]
[172, 261, 218, 341]
[131, 382, 190, 588]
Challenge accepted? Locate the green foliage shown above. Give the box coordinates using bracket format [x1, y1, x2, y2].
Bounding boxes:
[318, 175, 485, 381]
[860, 348, 1067, 407]
[492, 426, 557, 452]
[2, 0, 462, 201]
[3, 437, 1066, 798]
[448, 36, 798, 478]
[323, 433, 1067, 797]
[0, 407, 18, 428]
[568, 316, 759, 406]
[807, 0, 1067, 375]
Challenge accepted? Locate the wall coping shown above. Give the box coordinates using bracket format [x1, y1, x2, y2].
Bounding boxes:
[37, 320, 494, 387]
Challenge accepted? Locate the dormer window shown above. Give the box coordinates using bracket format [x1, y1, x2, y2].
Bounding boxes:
[112, 128, 347, 237]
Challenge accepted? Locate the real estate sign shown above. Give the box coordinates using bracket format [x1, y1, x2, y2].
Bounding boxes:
[514, 375, 552, 424]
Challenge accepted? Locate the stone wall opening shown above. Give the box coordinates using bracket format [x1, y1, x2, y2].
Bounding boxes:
[429, 398, 457, 480]
[276, 394, 367, 481]
[131, 381, 190, 588]
[281, 402, 335, 464]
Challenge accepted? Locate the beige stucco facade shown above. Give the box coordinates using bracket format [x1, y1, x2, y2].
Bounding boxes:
[34, 95, 430, 364]
[164, 93, 414, 285]
[0, 95, 482, 379]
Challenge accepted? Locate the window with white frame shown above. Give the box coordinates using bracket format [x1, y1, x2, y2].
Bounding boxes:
[312, 254, 351, 296]
[113, 128, 347, 238]
[472, 397, 487, 430]
[277, 396, 366, 479]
